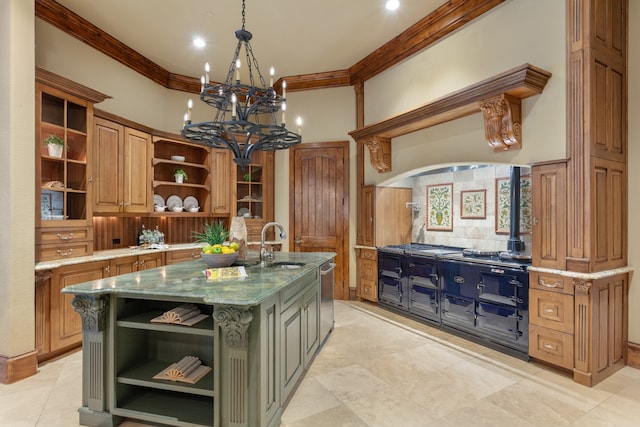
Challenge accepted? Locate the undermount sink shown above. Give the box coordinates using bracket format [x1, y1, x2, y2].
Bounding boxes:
[268, 261, 306, 269]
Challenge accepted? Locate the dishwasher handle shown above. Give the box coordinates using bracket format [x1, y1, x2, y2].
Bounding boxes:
[321, 262, 336, 275]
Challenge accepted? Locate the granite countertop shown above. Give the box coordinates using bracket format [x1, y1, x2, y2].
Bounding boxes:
[60, 251, 335, 306]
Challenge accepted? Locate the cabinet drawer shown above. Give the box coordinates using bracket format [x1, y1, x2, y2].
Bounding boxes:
[530, 272, 573, 295]
[165, 249, 202, 265]
[360, 259, 377, 281]
[530, 289, 574, 333]
[529, 324, 574, 370]
[37, 242, 93, 262]
[359, 248, 377, 261]
[360, 278, 377, 302]
[37, 227, 93, 244]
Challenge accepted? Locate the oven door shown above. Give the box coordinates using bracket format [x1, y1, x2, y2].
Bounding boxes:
[441, 294, 475, 329]
[477, 269, 526, 308]
[378, 276, 406, 309]
[407, 255, 440, 321]
[476, 302, 526, 351]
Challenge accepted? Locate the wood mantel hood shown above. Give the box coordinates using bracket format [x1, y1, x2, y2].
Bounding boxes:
[349, 63, 552, 173]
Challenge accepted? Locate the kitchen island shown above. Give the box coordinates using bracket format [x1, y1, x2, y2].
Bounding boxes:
[61, 251, 335, 427]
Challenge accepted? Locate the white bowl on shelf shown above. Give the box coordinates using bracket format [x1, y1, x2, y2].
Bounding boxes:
[171, 206, 183, 213]
[188, 206, 200, 213]
[171, 155, 185, 162]
[154, 205, 166, 212]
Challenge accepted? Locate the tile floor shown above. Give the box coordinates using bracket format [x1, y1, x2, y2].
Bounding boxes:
[1, 300, 639, 426]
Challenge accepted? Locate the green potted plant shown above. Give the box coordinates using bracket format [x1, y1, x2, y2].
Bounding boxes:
[173, 168, 188, 183]
[45, 135, 65, 158]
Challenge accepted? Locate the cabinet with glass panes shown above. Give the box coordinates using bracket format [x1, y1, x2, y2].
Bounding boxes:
[35, 68, 110, 261]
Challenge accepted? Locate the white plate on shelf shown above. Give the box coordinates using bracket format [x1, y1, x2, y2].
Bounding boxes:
[153, 194, 165, 207]
[183, 196, 199, 210]
[166, 195, 183, 210]
[237, 207, 251, 218]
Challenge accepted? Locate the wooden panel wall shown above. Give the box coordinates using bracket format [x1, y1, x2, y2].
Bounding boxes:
[92, 216, 224, 250]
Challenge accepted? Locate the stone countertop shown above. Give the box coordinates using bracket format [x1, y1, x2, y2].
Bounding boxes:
[35, 242, 286, 271]
[60, 251, 335, 307]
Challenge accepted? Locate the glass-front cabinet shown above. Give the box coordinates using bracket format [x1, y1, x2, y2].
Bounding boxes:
[35, 68, 109, 261]
[233, 151, 274, 242]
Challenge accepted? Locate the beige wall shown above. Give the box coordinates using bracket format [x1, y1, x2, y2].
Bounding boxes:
[627, 0, 639, 343]
[0, 0, 35, 358]
[363, 0, 566, 185]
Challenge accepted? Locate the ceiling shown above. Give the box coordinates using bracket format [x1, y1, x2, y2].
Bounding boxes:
[54, 0, 445, 83]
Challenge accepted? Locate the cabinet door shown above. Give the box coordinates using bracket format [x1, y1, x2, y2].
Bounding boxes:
[302, 286, 319, 366]
[51, 261, 109, 351]
[360, 186, 375, 246]
[138, 252, 164, 270]
[280, 301, 303, 401]
[210, 148, 232, 214]
[110, 255, 138, 275]
[93, 117, 124, 213]
[532, 162, 567, 269]
[123, 127, 152, 213]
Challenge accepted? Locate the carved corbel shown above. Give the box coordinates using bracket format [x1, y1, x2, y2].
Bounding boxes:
[363, 136, 392, 173]
[479, 94, 522, 151]
[214, 306, 254, 348]
[573, 278, 592, 295]
[71, 295, 109, 332]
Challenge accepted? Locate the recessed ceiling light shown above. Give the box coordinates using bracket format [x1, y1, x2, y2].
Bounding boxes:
[385, 0, 400, 11]
[193, 37, 206, 48]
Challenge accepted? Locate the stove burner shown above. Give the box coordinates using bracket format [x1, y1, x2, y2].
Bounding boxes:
[498, 251, 532, 261]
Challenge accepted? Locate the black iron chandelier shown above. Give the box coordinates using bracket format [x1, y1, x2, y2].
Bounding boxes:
[181, 0, 302, 167]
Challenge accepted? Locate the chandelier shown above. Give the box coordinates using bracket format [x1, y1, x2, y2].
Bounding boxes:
[181, 0, 302, 167]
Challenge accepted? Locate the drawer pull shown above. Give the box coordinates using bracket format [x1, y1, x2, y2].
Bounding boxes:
[543, 343, 557, 350]
[544, 308, 556, 313]
[539, 278, 562, 288]
[56, 233, 74, 241]
[56, 249, 74, 257]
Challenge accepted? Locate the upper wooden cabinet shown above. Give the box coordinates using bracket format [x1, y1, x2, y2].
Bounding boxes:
[93, 117, 152, 214]
[210, 148, 233, 215]
[358, 185, 412, 247]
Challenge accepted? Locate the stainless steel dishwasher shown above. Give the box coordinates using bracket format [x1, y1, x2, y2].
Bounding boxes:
[319, 261, 336, 345]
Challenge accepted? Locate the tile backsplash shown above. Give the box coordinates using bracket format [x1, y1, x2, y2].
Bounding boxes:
[409, 164, 532, 252]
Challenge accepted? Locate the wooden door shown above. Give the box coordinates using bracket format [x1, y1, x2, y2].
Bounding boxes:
[290, 141, 349, 300]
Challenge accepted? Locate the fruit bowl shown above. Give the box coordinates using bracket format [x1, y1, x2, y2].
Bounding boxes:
[201, 252, 238, 268]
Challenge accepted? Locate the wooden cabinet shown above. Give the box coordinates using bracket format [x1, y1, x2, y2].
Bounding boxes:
[355, 247, 378, 302]
[528, 270, 629, 386]
[152, 134, 212, 215]
[108, 252, 164, 275]
[531, 161, 567, 270]
[233, 151, 274, 241]
[356, 186, 412, 300]
[35, 69, 108, 261]
[35, 260, 110, 361]
[529, 271, 574, 369]
[93, 117, 152, 214]
[165, 248, 203, 265]
[210, 148, 233, 215]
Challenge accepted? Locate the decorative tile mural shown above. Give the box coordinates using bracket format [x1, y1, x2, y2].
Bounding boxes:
[495, 176, 532, 234]
[427, 183, 453, 231]
[460, 189, 486, 219]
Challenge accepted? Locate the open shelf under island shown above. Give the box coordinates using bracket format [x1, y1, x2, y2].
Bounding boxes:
[61, 251, 335, 427]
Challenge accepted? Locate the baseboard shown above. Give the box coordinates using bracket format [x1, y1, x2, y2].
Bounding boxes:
[0, 351, 38, 384]
[628, 342, 640, 369]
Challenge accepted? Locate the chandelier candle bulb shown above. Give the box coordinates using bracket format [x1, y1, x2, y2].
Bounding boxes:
[282, 80, 286, 98]
[187, 99, 193, 121]
[235, 59, 241, 81]
[281, 101, 286, 125]
[231, 93, 237, 118]
[296, 116, 302, 135]
[270, 66, 274, 87]
[200, 75, 205, 93]
[205, 62, 210, 82]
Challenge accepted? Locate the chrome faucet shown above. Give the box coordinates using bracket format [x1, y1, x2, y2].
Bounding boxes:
[260, 222, 287, 266]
